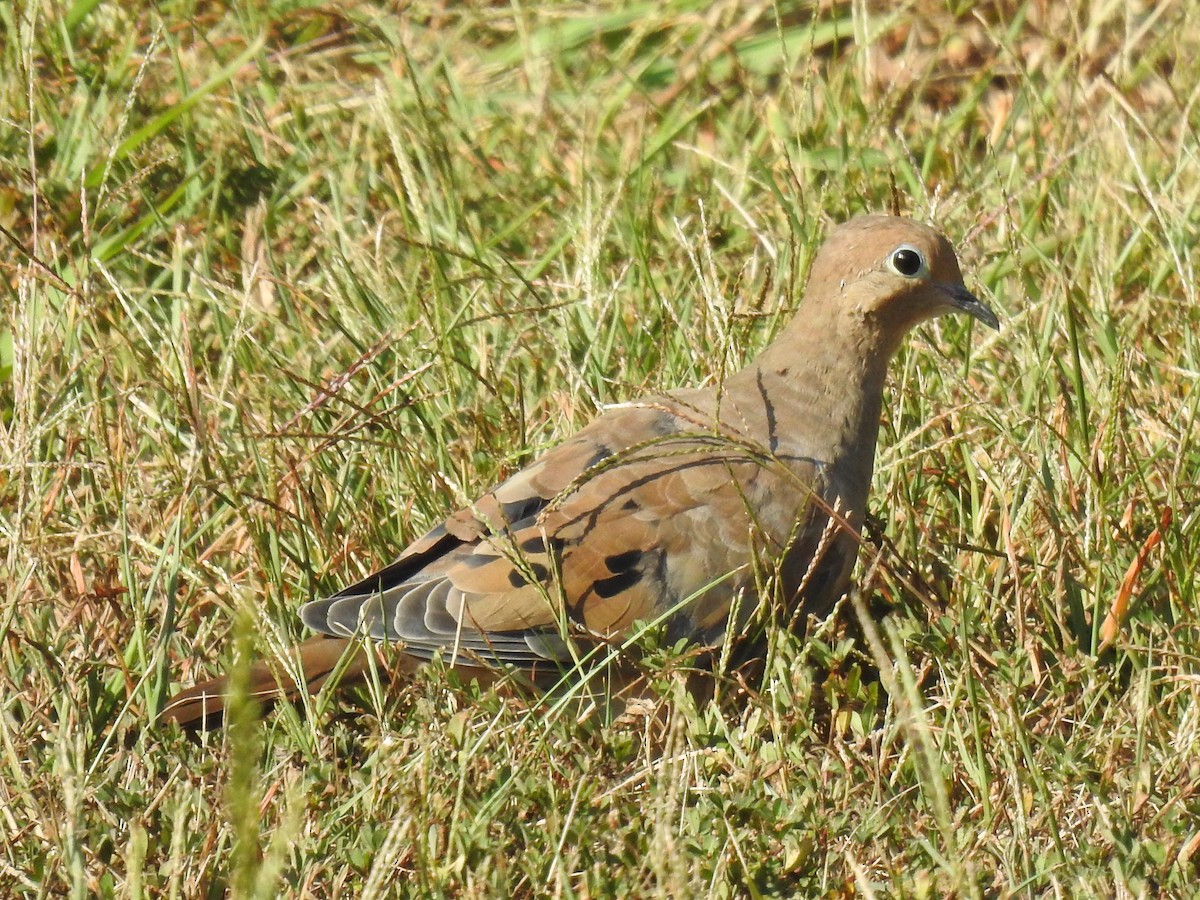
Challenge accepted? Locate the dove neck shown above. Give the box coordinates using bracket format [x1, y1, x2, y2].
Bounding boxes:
[734, 315, 893, 466]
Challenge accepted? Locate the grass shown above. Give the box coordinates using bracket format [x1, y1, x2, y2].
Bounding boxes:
[2, 0, 1199, 895]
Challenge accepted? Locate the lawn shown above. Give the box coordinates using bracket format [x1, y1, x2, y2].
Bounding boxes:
[2, 1, 1199, 896]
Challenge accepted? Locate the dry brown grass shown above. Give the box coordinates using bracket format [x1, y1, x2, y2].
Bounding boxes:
[2, 0, 1199, 895]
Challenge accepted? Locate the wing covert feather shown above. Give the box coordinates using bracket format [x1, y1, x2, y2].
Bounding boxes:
[299, 398, 833, 669]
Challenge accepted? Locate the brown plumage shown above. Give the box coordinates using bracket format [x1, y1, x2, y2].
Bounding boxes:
[161, 215, 998, 729]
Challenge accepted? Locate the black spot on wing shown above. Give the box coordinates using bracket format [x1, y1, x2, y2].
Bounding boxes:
[604, 549, 643, 574]
[519, 534, 566, 555]
[497, 445, 612, 530]
[507, 562, 550, 588]
[499, 494, 549, 530]
[582, 444, 614, 470]
[593, 568, 642, 599]
[520, 535, 546, 553]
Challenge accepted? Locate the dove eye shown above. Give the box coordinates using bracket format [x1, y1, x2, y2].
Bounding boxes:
[888, 245, 927, 279]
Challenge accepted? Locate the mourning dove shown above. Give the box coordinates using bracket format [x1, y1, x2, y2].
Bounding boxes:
[161, 215, 997, 729]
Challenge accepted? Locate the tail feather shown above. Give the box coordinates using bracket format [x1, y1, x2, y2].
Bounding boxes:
[159, 636, 367, 730]
[159, 635, 661, 731]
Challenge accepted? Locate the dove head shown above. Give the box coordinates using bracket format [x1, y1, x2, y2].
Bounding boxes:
[805, 215, 998, 359]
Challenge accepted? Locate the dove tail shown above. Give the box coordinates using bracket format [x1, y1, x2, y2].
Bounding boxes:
[158, 636, 368, 731]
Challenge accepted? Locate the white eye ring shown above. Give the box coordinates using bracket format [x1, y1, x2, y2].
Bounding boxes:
[887, 244, 928, 279]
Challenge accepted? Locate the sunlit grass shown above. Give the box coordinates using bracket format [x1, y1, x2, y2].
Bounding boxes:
[2, 0, 1199, 895]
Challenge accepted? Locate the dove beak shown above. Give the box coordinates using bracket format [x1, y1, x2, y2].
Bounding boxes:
[940, 283, 999, 331]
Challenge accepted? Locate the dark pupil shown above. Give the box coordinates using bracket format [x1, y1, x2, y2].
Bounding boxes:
[893, 248, 922, 276]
